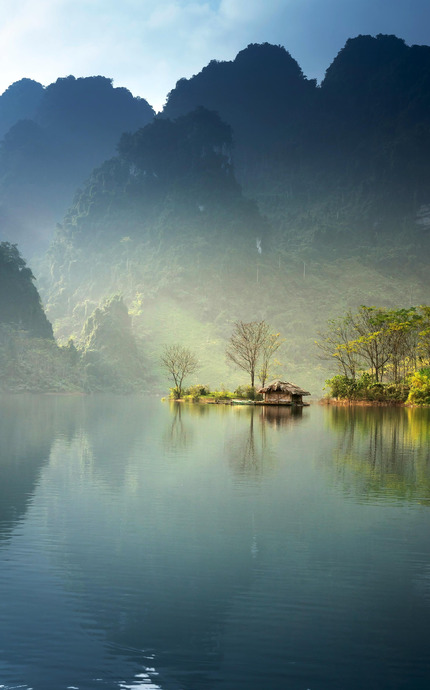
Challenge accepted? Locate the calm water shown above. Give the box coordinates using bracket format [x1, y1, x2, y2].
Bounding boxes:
[1, 396, 430, 690]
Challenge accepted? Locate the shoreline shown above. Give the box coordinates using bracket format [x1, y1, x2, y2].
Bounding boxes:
[319, 398, 428, 407]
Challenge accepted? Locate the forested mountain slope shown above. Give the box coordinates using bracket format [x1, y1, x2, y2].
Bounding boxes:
[163, 36, 430, 269]
[0, 242, 53, 338]
[47, 108, 266, 323]
[0, 76, 154, 256]
[45, 99, 430, 392]
[4, 35, 430, 393]
[0, 242, 75, 393]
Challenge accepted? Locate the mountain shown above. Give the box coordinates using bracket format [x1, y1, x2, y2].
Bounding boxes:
[163, 42, 315, 148]
[0, 79, 44, 139]
[4, 36, 430, 394]
[45, 107, 274, 388]
[0, 76, 154, 256]
[46, 107, 266, 304]
[79, 295, 147, 392]
[0, 241, 53, 338]
[162, 36, 430, 266]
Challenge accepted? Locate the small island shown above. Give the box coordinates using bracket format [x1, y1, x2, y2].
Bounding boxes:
[160, 321, 312, 405]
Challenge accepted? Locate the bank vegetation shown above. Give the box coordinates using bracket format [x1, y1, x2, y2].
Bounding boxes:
[317, 305, 430, 405]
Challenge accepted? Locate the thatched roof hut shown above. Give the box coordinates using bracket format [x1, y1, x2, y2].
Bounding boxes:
[258, 379, 311, 405]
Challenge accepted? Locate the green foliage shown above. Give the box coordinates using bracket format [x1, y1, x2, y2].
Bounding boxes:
[169, 387, 181, 400]
[207, 389, 235, 401]
[185, 384, 211, 401]
[325, 372, 409, 403]
[318, 304, 430, 387]
[325, 374, 358, 400]
[407, 369, 430, 405]
[234, 384, 259, 400]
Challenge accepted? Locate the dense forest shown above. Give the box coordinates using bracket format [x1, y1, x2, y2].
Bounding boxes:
[1, 34, 430, 395]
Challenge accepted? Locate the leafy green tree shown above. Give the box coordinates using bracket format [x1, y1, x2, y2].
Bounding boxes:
[417, 306, 430, 363]
[160, 344, 199, 399]
[384, 308, 421, 382]
[407, 368, 430, 405]
[319, 304, 430, 401]
[347, 307, 423, 383]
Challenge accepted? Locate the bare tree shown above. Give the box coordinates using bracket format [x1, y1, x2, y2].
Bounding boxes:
[226, 320, 271, 389]
[258, 331, 284, 387]
[160, 344, 199, 398]
[315, 312, 360, 379]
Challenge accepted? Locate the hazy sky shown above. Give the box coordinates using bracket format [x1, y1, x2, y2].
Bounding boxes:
[1, 0, 430, 111]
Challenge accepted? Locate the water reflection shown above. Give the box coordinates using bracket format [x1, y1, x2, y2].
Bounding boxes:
[3, 398, 429, 690]
[259, 404, 304, 427]
[325, 405, 430, 503]
[9, 398, 258, 688]
[0, 394, 84, 542]
[227, 405, 306, 478]
[76, 395, 155, 487]
[162, 402, 193, 452]
[227, 408, 265, 477]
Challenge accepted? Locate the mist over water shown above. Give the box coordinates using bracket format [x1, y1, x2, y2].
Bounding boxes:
[0, 396, 429, 689]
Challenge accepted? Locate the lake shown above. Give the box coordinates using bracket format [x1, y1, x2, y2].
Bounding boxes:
[1, 395, 430, 690]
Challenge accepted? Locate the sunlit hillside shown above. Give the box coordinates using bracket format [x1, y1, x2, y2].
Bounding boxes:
[2, 36, 430, 395]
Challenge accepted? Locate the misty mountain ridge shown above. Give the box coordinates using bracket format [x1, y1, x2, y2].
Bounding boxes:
[0, 75, 154, 255]
[2, 34, 430, 392]
[163, 36, 430, 256]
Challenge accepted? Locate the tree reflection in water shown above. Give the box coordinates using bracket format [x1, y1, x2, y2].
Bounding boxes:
[325, 405, 430, 504]
[162, 401, 194, 452]
[228, 405, 305, 478]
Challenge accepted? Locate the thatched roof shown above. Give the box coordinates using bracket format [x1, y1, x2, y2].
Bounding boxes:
[258, 379, 311, 396]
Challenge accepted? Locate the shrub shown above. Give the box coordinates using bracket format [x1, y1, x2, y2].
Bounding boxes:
[187, 384, 211, 401]
[326, 372, 410, 402]
[407, 369, 430, 405]
[234, 384, 258, 399]
[325, 375, 357, 399]
[208, 389, 235, 401]
[384, 383, 409, 402]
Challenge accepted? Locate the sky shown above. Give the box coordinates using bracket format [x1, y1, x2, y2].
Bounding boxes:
[1, 0, 430, 112]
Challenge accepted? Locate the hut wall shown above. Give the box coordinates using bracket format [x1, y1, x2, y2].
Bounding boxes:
[264, 391, 293, 404]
